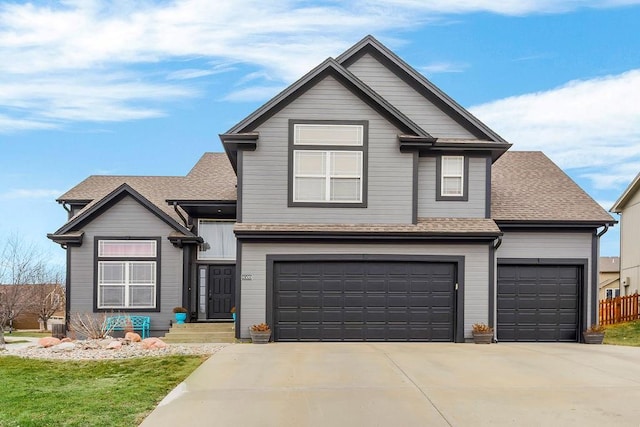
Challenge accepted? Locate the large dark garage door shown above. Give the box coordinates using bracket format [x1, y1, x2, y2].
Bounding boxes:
[497, 265, 581, 342]
[273, 261, 456, 342]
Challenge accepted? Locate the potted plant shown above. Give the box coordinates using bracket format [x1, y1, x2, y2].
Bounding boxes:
[472, 323, 494, 344]
[230, 306, 236, 322]
[249, 323, 271, 344]
[583, 324, 605, 344]
[173, 307, 188, 324]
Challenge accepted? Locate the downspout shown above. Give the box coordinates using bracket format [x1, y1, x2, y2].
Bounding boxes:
[172, 202, 189, 229]
[62, 202, 72, 220]
[597, 224, 609, 238]
[493, 235, 502, 250]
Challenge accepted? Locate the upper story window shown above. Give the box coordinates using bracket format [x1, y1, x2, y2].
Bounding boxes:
[96, 239, 159, 310]
[198, 220, 236, 261]
[437, 155, 469, 201]
[289, 121, 368, 207]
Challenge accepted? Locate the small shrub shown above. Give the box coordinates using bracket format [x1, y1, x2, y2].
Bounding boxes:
[172, 307, 188, 313]
[472, 323, 494, 333]
[250, 323, 270, 332]
[69, 312, 115, 339]
[585, 324, 606, 333]
[230, 306, 236, 313]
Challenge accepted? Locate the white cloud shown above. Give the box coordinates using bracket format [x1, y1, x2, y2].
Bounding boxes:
[0, 189, 62, 200]
[0, 114, 58, 133]
[470, 69, 640, 190]
[364, 0, 640, 15]
[222, 85, 287, 102]
[420, 62, 468, 74]
[2, 0, 639, 130]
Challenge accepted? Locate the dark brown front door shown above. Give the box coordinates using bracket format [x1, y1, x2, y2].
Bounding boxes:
[208, 265, 235, 319]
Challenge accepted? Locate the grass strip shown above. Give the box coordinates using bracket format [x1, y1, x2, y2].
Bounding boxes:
[604, 320, 640, 346]
[0, 355, 206, 427]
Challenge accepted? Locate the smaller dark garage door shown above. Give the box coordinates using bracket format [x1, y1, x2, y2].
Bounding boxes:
[497, 264, 581, 342]
[273, 260, 457, 342]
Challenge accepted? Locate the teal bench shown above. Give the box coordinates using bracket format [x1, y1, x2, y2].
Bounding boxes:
[104, 315, 150, 339]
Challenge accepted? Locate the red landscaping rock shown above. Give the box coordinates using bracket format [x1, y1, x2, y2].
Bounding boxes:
[38, 337, 61, 348]
[125, 332, 141, 342]
[61, 337, 73, 343]
[141, 337, 167, 350]
[106, 341, 122, 350]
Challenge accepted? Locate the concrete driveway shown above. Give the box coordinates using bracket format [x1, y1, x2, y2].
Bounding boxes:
[141, 343, 640, 426]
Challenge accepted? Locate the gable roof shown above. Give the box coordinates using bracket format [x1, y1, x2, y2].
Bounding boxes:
[224, 58, 429, 136]
[53, 153, 236, 233]
[600, 256, 620, 273]
[336, 35, 507, 143]
[491, 151, 615, 225]
[52, 183, 190, 236]
[610, 172, 640, 213]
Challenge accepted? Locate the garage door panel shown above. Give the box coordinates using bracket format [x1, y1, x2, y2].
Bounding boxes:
[497, 264, 580, 343]
[387, 310, 410, 322]
[366, 280, 386, 292]
[344, 280, 364, 292]
[300, 295, 321, 308]
[388, 280, 409, 292]
[366, 310, 386, 322]
[299, 310, 321, 322]
[365, 295, 386, 307]
[274, 261, 456, 342]
[277, 295, 299, 308]
[344, 295, 364, 308]
[388, 295, 408, 307]
[343, 310, 364, 322]
[322, 310, 343, 322]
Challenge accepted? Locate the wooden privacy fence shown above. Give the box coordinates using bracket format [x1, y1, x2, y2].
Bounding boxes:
[599, 294, 640, 325]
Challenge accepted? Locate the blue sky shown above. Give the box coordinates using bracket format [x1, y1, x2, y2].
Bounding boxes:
[2, 0, 640, 267]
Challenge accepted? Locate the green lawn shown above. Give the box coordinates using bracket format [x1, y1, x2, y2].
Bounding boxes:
[3, 330, 51, 338]
[0, 355, 207, 427]
[604, 320, 640, 346]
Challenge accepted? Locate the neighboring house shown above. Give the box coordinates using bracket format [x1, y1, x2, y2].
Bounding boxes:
[611, 173, 640, 296]
[0, 284, 65, 330]
[49, 36, 615, 343]
[598, 257, 620, 300]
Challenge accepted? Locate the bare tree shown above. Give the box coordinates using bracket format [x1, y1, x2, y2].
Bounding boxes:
[28, 281, 65, 331]
[0, 234, 62, 349]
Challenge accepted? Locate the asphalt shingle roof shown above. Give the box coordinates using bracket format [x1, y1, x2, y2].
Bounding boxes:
[56, 151, 613, 232]
[234, 218, 501, 235]
[58, 153, 236, 223]
[491, 151, 614, 223]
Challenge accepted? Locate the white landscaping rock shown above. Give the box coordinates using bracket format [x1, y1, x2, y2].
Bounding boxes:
[0, 339, 226, 361]
[51, 342, 76, 352]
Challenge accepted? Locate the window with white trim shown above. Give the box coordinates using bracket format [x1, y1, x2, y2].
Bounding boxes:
[292, 123, 365, 204]
[97, 239, 158, 309]
[606, 288, 620, 299]
[197, 220, 236, 260]
[440, 155, 464, 197]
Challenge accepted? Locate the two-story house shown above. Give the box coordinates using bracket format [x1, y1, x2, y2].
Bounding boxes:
[611, 173, 640, 295]
[48, 36, 614, 343]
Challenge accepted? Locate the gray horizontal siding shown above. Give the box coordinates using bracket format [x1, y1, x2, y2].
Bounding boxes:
[242, 76, 413, 224]
[418, 156, 487, 218]
[69, 196, 183, 335]
[239, 242, 489, 339]
[346, 53, 475, 139]
[496, 232, 594, 324]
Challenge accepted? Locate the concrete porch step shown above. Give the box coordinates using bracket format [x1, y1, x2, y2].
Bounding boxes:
[172, 322, 234, 331]
[163, 322, 236, 343]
